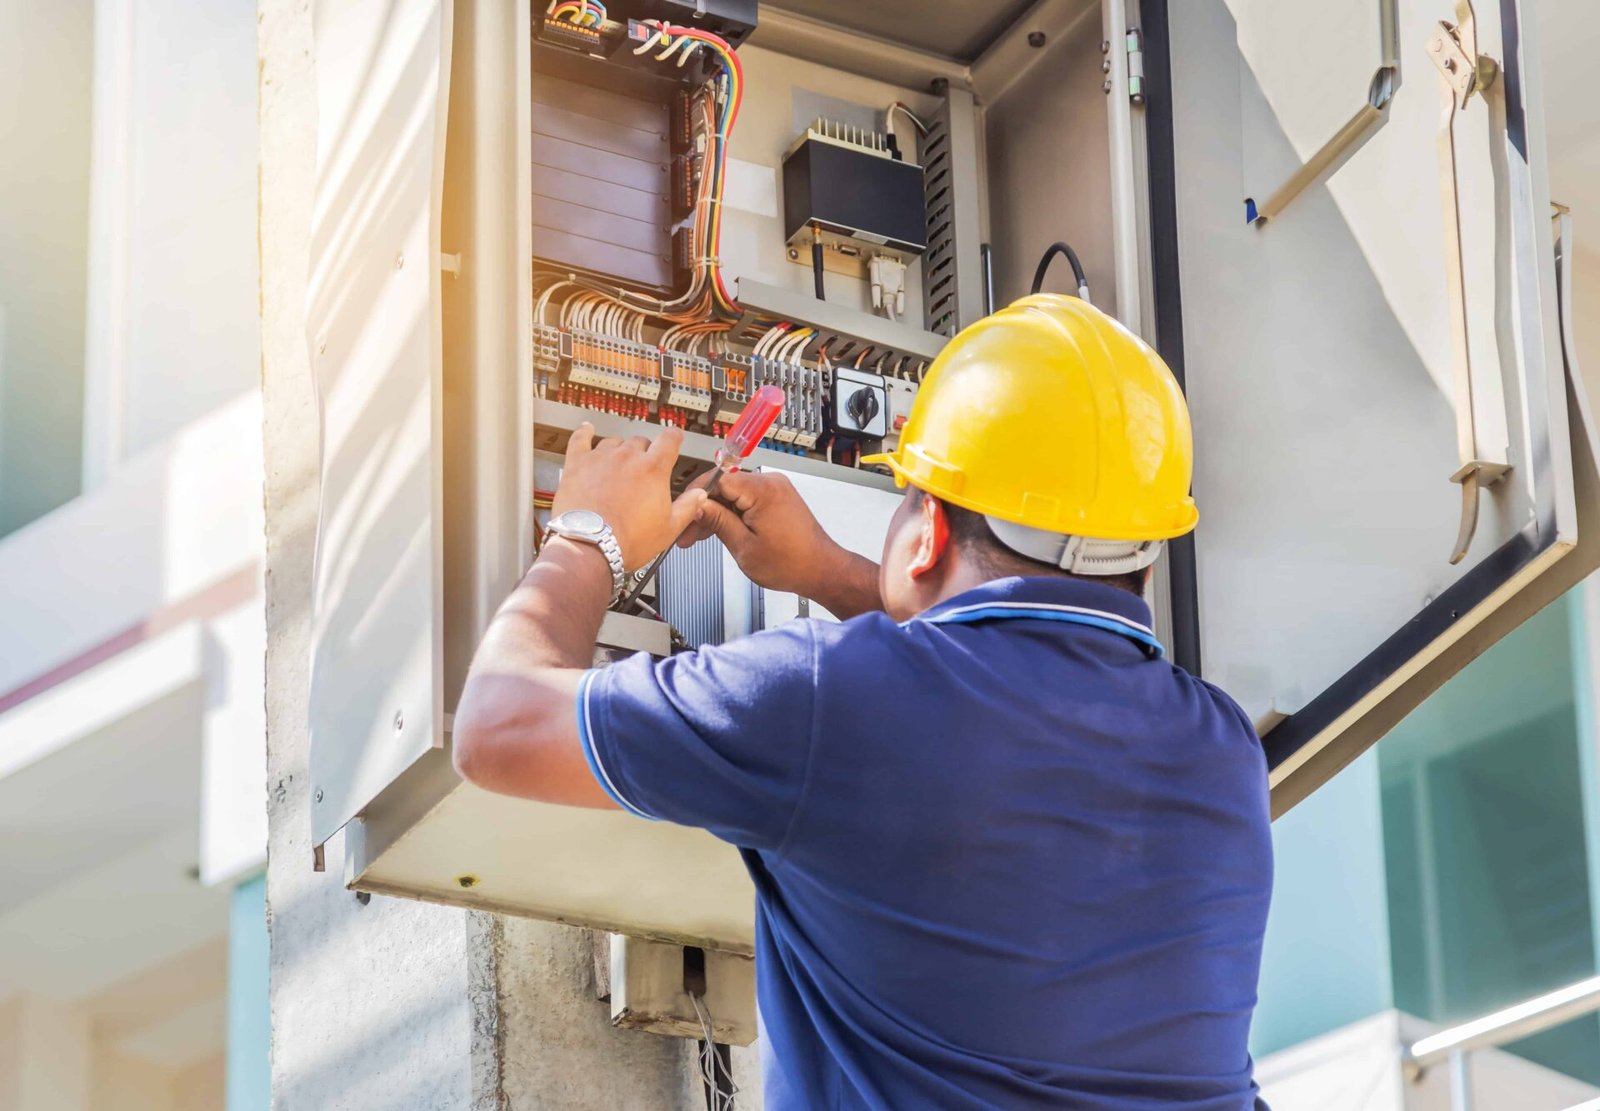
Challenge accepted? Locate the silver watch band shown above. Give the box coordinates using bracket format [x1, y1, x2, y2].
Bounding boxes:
[544, 521, 628, 600]
[592, 529, 627, 600]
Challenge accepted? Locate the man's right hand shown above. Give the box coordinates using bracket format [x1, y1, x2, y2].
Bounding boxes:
[680, 470, 884, 620]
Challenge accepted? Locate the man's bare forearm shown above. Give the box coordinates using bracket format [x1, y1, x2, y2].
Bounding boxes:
[479, 539, 613, 672]
[453, 424, 704, 808]
[450, 538, 617, 806]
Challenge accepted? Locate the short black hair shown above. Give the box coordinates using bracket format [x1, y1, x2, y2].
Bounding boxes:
[914, 488, 1148, 596]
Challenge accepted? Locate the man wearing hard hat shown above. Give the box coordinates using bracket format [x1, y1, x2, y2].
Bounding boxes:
[454, 295, 1273, 1109]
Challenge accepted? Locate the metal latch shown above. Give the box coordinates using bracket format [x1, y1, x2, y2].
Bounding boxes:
[1430, 0, 1511, 565]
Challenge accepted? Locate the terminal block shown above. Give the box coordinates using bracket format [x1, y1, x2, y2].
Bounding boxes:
[712, 354, 752, 430]
[534, 325, 564, 390]
[536, 16, 616, 58]
[659, 352, 714, 417]
[556, 330, 661, 418]
[750, 357, 823, 449]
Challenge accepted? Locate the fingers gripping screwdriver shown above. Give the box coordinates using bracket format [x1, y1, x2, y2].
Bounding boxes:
[618, 385, 786, 611]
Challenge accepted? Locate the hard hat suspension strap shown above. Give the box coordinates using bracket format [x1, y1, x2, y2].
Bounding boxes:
[984, 516, 1164, 577]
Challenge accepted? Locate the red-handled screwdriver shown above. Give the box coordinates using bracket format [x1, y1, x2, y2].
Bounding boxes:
[618, 385, 785, 611]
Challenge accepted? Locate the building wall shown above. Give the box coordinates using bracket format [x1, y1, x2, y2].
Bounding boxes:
[0, 1, 266, 1106]
[0, 999, 17, 1109]
[115, 0, 261, 460]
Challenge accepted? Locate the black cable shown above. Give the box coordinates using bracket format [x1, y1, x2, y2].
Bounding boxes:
[714, 1043, 734, 1105]
[1030, 241, 1090, 300]
[811, 228, 827, 301]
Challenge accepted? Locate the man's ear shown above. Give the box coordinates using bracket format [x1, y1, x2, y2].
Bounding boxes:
[907, 494, 951, 580]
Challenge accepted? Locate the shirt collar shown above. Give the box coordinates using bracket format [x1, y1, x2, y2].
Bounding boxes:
[909, 576, 1163, 657]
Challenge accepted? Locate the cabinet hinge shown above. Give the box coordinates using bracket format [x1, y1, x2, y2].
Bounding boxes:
[1126, 28, 1145, 105]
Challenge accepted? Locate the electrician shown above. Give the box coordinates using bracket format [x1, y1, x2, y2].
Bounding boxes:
[453, 294, 1273, 1110]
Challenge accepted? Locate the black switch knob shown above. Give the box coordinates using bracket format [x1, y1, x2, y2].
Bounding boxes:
[846, 386, 880, 430]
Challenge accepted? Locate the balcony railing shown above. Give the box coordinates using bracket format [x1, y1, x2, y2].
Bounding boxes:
[1403, 974, 1600, 1111]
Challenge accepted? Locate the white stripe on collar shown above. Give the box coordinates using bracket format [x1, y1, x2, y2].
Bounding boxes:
[916, 600, 1156, 637]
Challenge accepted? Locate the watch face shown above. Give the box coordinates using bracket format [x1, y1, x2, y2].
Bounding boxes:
[556, 510, 605, 538]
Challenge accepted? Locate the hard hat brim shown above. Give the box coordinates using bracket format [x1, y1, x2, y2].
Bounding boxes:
[860, 449, 1198, 541]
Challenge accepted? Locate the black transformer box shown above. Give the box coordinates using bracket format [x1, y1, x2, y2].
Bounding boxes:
[782, 128, 927, 259]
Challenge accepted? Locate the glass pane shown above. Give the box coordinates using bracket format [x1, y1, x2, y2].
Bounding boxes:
[0, 0, 92, 535]
[1381, 597, 1600, 1084]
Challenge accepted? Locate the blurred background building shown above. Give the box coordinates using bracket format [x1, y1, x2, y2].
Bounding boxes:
[0, 1, 265, 1108]
[1, 1, 1599, 1110]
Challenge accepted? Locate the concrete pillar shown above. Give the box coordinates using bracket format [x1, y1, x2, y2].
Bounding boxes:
[258, 3, 760, 1107]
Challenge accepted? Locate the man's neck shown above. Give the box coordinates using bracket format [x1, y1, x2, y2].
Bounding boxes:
[916, 559, 1017, 614]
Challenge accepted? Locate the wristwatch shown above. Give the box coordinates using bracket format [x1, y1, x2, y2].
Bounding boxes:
[543, 510, 628, 601]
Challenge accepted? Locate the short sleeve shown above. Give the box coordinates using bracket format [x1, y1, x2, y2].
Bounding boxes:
[579, 620, 819, 851]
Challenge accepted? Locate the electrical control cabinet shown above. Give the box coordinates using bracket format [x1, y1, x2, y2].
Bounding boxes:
[305, 0, 1599, 951]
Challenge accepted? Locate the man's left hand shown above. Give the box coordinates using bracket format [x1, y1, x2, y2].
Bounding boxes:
[550, 423, 706, 570]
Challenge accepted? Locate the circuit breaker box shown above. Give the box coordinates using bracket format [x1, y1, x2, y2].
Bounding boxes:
[305, 0, 1599, 949]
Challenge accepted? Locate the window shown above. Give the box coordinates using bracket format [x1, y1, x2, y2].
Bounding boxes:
[1382, 596, 1600, 1084]
[0, 0, 93, 536]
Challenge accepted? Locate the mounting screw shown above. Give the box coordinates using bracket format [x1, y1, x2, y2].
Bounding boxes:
[394, 254, 405, 271]
[787, 248, 799, 261]
[314, 788, 324, 803]
[1103, 77, 1114, 93]
[1103, 58, 1112, 73]
[393, 709, 404, 732]
[1028, 31, 1047, 48]
[1102, 38, 1111, 53]
[457, 875, 479, 889]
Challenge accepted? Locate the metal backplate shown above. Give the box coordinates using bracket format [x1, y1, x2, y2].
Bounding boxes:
[1162, 0, 1582, 810]
[530, 49, 674, 291]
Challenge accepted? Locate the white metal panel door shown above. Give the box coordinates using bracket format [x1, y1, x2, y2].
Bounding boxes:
[307, 0, 453, 846]
[760, 470, 902, 627]
[1156, 0, 1587, 811]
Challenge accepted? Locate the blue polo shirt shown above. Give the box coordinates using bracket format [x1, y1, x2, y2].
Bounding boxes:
[579, 576, 1272, 1109]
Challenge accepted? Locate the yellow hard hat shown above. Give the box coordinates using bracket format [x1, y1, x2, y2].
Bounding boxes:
[863, 294, 1197, 565]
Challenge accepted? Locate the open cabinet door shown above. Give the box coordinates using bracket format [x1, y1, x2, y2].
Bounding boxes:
[1152, 0, 1599, 814]
[307, 0, 452, 847]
